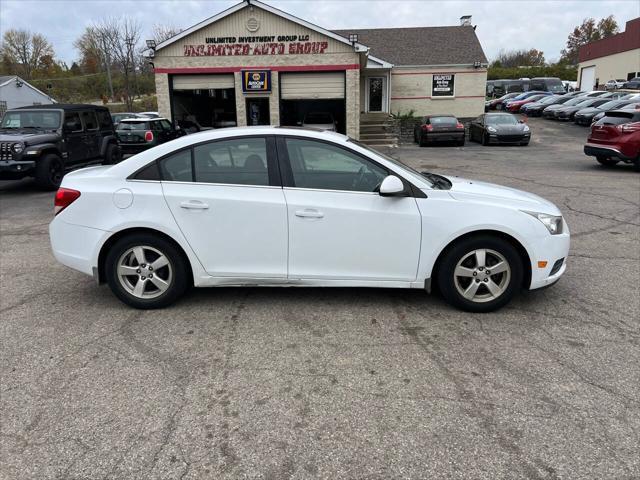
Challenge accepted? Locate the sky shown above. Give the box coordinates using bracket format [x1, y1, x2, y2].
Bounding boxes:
[1, 0, 639, 66]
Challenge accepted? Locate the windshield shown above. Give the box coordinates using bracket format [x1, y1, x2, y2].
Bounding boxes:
[486, 115, 518, 126]
[0, 110, 62, 129]
[539, 96, 559, 105]
[564, 96, 590, 106]
[304, 113, 333, 124]
[598, 100, 627, 110]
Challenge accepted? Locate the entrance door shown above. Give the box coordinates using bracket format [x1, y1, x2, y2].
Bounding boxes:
[246, 97, 270, 126]
[367, 77, 385, 112]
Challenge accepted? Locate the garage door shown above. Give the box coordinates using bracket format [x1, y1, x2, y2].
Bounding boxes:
[280, 72, 345, 99]
[173, 74, 234, 90]
[580, 66, 595, 91]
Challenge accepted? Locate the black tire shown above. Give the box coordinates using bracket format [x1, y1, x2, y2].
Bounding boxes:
[436, 235, 523, 313]
[596, 156, 619, 167]
[633, 157, 640, 172]
[520, 141, 530, 146]
[103, 143, 122, 165]
[418, 133, 426, 147]
[482, 133, 490, 146]
[458, 138, 465, 147]
[34, 153, 64, 190]
[105, 233, 190, 309]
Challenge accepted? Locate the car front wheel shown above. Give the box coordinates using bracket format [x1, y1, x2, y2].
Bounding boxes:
[34, 153, 64, 190]
[436, 235, 523, 312]
[105, 234, 189, 309]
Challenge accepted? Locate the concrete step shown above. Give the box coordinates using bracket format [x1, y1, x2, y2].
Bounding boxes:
[360, 132, 398, 140]
[360, 137, 398, 146]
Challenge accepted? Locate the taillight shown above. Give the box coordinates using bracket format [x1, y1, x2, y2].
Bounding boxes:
[456, 122, 464, 129]
[422, 124, 433, 131]
[617, 122, 640, 133]
[144, 131, 154, 142]
[54, 188, 81, 216]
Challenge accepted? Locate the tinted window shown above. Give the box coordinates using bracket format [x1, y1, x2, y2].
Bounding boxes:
[193, 137, 268, 186]
[81, 111, 98, 130]
[134, 162, 161, 180]
[430, 116, 457, 126]
[118, 121, 149, 131]
[96, 110, 112, 129]
[160, 120, 172, 131]
[285, 138, 387, 193]
[159, 149, 192, 182]
[64, 112, 83, 132]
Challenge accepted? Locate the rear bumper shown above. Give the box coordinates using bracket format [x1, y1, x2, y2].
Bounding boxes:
[49, 218, 108, 277]
[0, 159, 36, 179]
[423, 132, 465, 142]
[584, 144, 635, 162]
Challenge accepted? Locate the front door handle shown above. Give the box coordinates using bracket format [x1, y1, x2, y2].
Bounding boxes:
[295, 209, 324, 218]
[180, 200, 209, 210]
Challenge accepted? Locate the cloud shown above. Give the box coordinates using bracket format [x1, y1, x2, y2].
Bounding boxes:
[1, 0, 638, 65]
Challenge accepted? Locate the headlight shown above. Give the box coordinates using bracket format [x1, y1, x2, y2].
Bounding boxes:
[522, 124, 530, 132]
[523, 211, 563, 235]
[12, 143, 24, 154]
[487, 126, 497, 133]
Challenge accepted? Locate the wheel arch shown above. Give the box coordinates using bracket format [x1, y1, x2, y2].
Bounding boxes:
[97, 227, 194, 286]
[430, 229, 532, 291]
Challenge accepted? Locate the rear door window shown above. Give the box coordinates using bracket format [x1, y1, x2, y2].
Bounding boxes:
[96, 110, 112, 130]
[193, 137, 269, 186]
[159, 149, 193, 182]
[81, 111, 98, 131]
[64, 112, 83, 132]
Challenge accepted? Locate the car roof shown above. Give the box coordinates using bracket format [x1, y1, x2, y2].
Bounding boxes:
[13, 104, 107, 111]
[120, 117, 169, 122]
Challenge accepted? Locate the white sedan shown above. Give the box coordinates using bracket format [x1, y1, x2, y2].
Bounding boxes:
[49, 127, 569, 312]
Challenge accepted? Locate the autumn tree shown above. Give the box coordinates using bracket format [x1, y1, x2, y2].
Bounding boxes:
[1, 29, 55, 79]
[492, 49, 546, 68]
[560, 16, 619, 64]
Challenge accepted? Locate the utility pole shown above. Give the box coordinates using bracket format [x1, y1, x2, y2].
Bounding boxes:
[126, 37, 138, 103]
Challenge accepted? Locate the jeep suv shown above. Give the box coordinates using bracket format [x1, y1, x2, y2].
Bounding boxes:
[0, 104, 121, 190]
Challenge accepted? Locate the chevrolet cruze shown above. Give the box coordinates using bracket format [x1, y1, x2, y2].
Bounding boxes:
[49, 127, 570, 312]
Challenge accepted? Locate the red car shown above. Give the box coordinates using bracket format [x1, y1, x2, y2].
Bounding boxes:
[584, 110, 640, 171]
[506, 94, 549, 113]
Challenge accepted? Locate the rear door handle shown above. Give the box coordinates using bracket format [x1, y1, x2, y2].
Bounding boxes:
[180, 200, 209, 210]
[295, 209, 324, 218]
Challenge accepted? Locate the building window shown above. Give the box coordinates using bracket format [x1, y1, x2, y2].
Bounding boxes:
[432, 74, 455, 98]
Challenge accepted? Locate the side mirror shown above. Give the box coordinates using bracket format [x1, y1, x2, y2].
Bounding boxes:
[379, 175, 405, 196]
[518, 119, 525, 123]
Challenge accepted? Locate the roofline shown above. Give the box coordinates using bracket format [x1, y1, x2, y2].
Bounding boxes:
[392, 63, 489, 69]
[366, 54, 394, 69]
[0, 75, 56, 103]
[0, 76, 16, 88]
[155, 0, 367, 52]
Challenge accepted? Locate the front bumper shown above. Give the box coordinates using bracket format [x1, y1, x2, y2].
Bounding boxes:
[0, 159, 36, 179]
[528, 227, 571, 290]
[584, 144, 635, 162]
[574, 115, 593, 126]
[487, 133, 530, 144]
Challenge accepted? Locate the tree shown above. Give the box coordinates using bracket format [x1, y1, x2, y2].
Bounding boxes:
[492, 49, 546, 68]
[1, 29, 54, 79]
[560, 16, 619, 65]
[151, 24, 181, 44]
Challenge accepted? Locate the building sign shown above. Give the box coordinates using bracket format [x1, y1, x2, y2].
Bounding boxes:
[183, 35, 329, 57]
[432, 74, 455, 97]
[242, 70, 271, 93]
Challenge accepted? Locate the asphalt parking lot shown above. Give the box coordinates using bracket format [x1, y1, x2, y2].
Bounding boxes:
[1, 117, 639, 479]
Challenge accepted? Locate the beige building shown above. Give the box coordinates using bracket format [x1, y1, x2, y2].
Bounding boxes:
[151, 0, 488, 141]
[578, 18, 640, 91]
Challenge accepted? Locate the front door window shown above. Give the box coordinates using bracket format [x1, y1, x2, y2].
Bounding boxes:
[368, 77, 384, 112]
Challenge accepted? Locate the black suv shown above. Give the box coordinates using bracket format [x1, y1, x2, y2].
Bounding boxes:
[0, 104, 121, 190]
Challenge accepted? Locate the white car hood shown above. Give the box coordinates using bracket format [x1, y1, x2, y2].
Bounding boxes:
[444, 176, 561, 215]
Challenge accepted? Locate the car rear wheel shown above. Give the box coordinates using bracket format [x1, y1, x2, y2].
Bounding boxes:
[34, 153, 64, 190]
[482, 133, 490, 146]
[418, 133, 426, 147]
[596, 156, 619, 167]
[436, 235, 523, 312]
[458, 138, 465, 147]
[105, 234, 189, 309]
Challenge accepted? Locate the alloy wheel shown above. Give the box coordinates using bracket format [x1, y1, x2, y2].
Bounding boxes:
[117, 245, 173, 299]
[453, 248, 511, 303]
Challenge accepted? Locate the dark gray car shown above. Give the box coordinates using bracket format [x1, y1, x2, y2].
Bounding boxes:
[468, 113, 531, 146]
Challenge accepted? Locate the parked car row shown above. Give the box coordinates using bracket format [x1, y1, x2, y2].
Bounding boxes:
[414, 112, 530, 147]
[0, 104, 184, 190]
[486, 77, 566, 98]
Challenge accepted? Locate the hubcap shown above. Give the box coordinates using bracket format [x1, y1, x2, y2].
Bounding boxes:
[117, 246, 172, 299]
[454, 249, 511, 303]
